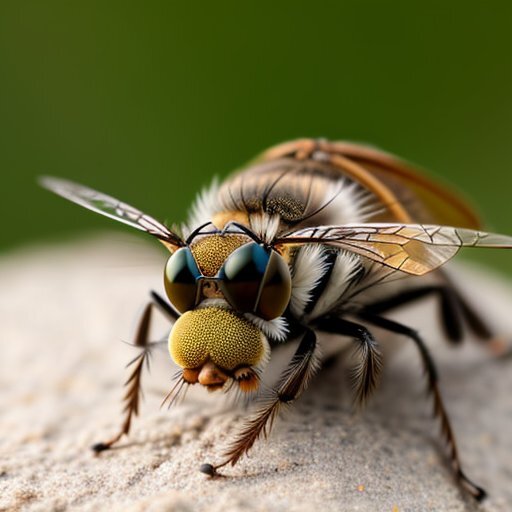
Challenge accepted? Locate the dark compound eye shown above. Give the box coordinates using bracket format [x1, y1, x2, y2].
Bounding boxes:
[219, 243, 291, 320]
[219, 243, 267, 314]
[255, 250, 292, 320]
[164, 248, 202, 313]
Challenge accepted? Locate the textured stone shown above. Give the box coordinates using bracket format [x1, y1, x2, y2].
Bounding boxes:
[1, 234, 511, 512]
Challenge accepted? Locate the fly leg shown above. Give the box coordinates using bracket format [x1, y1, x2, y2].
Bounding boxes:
[362, 283, 498, 348]
[316, 317, 383, 406]
[358, 311, 487, 502]
[201, 328, 318, 475]
[439, 271, 508, 355]
[91, 291, 178, 453]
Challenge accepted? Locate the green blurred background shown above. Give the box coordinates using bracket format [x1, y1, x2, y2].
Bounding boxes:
[1, 1, 511, 272]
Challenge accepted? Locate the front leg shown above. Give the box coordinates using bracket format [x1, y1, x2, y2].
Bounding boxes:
[202, 328, 319, 475]
[92, 291, 177, 453]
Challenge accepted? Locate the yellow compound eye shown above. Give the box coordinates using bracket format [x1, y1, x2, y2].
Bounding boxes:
[169, 307, 266, 370]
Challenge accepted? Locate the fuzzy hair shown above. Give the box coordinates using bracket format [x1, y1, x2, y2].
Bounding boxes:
[320, 179, 379, 225]
[289, 245, 331, 318]
[244, 313, 289, 343]
[249, 212, 281, 244]
[195, 298, 230, 310]
[308, 250, 361, 319]
[182, 177, 222, 237]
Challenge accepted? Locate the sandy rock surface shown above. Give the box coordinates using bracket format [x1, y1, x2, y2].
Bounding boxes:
[1, 234, 511, 512]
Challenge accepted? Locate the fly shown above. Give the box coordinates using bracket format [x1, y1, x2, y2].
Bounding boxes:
[40, 138, 512, 501]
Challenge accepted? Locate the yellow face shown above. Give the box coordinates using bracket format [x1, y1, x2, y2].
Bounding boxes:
[169, 307, 267, 392]
[164, 234, 291, 393]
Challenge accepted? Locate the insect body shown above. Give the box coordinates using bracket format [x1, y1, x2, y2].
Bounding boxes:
[41, 139, 512, 501]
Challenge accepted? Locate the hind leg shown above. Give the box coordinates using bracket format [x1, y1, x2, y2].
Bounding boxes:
[358, 311, 487, 502]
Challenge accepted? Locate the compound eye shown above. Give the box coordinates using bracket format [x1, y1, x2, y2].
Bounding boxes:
[255, 250, 292, 320]
[164, 248, 201, 313]
[219, 243, 292, 320]
[219, 242, 269, 314]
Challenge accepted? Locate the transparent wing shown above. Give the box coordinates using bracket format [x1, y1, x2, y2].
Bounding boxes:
[275, 223, 512, 276]
[40, 176, 184, 249]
